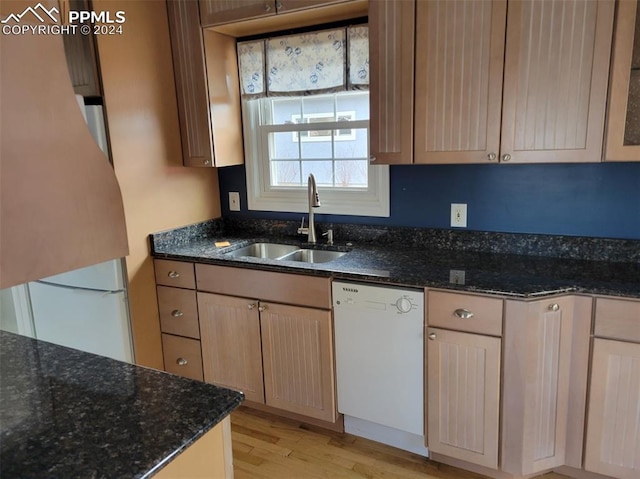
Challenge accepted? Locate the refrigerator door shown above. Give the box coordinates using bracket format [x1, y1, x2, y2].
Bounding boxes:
[28, 282, 133, 363]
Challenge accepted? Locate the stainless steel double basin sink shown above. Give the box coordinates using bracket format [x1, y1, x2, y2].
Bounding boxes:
[224, 242, 346, 264]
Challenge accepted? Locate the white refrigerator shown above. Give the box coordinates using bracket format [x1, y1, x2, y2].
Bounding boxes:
[20, 98, 133, 363]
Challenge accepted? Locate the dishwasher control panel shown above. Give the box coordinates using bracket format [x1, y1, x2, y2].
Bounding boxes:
[333, 282, 423, 315]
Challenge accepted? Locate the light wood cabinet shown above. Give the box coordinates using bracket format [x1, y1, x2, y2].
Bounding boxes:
[502, 296, 592, 476]
[426, 327, 501, 469]
[198, 292, 265, 403]
[425, 290, 503, 469]
[371, 0, 614, 165]
[584, 297, 640, 478]
[605, 0, 640, 162]
[414, 0, 506, 165]
[199, 0, 355, 27]
[166, 0, 244, 167]
[61, 0, 101, 97]
[368, 0, 415, 164]
[261, 302, 336, 422]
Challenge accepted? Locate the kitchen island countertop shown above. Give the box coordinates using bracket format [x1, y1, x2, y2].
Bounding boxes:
[0, 331, 243, 478]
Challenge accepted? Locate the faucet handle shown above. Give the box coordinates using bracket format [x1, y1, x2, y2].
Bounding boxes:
[297, 216, 308, 235]
[322, 229, 334, 245]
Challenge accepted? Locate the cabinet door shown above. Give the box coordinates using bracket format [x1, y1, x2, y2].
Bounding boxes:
[199, 0, 276, 27]
[502, 296, 592, 475]
[369, 0, 415, 164]
[61, 0, 100, 97]
[166, 0, 214, 167]
[260, 303, 337, 422]
[501, 0, 614, 163]
[605, 0, 640, 161]
[414, 0, 506, 164]
[584, 338, 640, 478]
[427, 327, 501, 469]
[198, 292, 265, 403]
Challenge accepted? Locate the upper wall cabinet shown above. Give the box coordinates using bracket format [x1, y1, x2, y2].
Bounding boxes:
[605, 0, 640, 162]
[199, 0, 358, 28]
[166, 0, 244, 167]
[371, 0, 615, 165]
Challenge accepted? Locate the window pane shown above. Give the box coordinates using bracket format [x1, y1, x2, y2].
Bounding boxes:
[334, 128, 368, 158]
[271, 160, 301, 186]
[271, 132, 300, 159]
[301, 160, 334, 186]
[302, 95, 336, 117]
[334, 160, 368, 187]
[301, 136, 332, 159]
[337, 91, 369, 119]
[270, 98, 301, 125]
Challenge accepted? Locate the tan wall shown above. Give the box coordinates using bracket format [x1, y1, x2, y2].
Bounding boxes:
[95, 0, 221, 368]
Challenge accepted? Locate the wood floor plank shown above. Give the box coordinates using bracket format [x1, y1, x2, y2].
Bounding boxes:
[230, 407, 574, 479]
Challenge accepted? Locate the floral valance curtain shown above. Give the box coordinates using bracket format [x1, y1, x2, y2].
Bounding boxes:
[237, 25, 369, 98]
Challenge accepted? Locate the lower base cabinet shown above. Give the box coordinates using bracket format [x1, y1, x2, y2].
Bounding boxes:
[427, 327, 501, 469]
[584, 339, 640, 478]
[261, 302, 336, 422]
[198, 291, 337, 423]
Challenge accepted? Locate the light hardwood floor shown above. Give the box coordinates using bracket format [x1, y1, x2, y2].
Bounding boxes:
[231, 407, 572, 479]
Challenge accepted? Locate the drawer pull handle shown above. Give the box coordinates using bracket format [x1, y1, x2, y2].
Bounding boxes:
[264, 3, 271, 11]
[428, 333, 437, 340]
[176, 357, 188, 366]
[454, 308, 474, 319]
[248, 303, 257, 310]
[168, 271, 180, 279]
[258, 305, 267, 312]
[171, 309, 183, 318]
[549, 303, 560, 312]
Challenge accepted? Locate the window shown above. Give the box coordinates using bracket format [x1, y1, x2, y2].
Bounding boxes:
[238, 25, 389, 217]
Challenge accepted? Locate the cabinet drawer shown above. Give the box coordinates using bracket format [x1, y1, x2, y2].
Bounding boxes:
[157, 286, 200, 339]
[154, 259, 195, 289]
[196, 264, 331, 310]
[162, 333, 203, 381]
[428, 290, 503, 336]
[594, 297, 640, 343]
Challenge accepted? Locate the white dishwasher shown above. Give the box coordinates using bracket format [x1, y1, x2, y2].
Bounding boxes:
[333, 281, 427, 456]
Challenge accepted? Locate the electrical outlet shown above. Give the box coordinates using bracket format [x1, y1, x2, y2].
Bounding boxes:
[450, 203, 467, 228]
[449, 269, 466, 285]
[229, 192, 240, 211]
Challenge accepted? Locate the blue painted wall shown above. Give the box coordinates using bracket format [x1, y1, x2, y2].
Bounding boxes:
[218, 162, 640, 239]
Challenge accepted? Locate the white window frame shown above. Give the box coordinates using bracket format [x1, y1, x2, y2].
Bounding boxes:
[243, 96, 389, 217]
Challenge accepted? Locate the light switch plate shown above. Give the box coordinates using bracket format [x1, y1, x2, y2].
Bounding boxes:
[450, 203, 467, 228]
[229, 192, 240, 211]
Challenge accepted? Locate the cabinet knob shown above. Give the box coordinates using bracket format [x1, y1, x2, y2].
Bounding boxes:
[369, 156, 377, 163]
[258, 305, 267, 312]
[454, 308, 474, 319]
[168, 271, 180, 279]
[203, 159, 211, 166]
[276, 1, 283, 9]
[548, 303, 560, 312]
[487, 152, 497, 161]
[264, 3, 271, 11]
[248, 303, 256, 310]
[171, 309, 183, 318]
[501, 153, 512, 162]
[176, 357, 188, 366]
[428, 333, 437, 340]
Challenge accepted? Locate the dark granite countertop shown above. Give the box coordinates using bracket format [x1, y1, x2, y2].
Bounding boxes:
[0, 331, 243, 479]
[150, 220, 640, 299]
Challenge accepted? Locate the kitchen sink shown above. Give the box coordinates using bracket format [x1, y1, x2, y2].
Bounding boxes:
[278, 249, 346, 264]
[225, 243, 299, 259]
